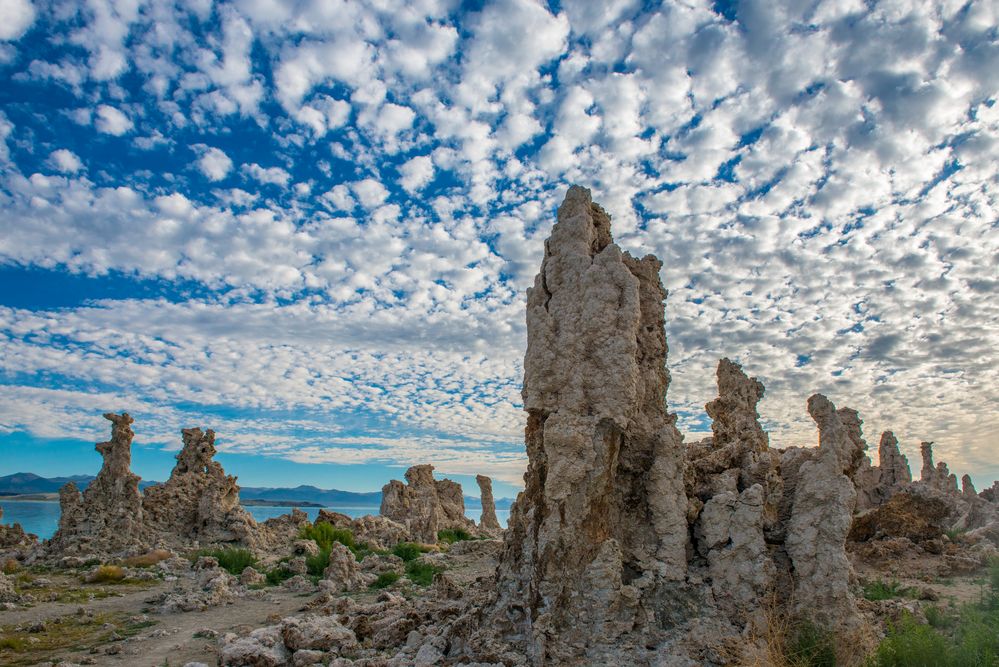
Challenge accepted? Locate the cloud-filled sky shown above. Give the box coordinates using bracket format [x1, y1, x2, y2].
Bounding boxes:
[0, 0, 996, 498]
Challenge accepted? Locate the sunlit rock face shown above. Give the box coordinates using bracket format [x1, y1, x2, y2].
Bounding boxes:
[50, 412, 149, 555]
[380, 464, 477, 543]
[486, 185, 689, 664]
[143, 426, 259, 548]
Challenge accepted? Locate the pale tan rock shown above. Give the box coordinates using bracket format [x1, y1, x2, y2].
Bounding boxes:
[315, 510, 410, 550]
[475, 475, 502, 534]
[49, 413, 149, 555]
[786, 394, 864, 641]
[962, 474, 977, 498]
[219, 626, 291, 667]
[485, 186, 689, 663]
[0, 504, 38, 551]
[877, 431, 911, 492]
[280, 614, 358, 652]
[142, 427, 259, 549]
[380, 464, 476, 543]
[0, 570, 17, 602]
[322, 542, 367, 592]
[240, 566, 265, 586]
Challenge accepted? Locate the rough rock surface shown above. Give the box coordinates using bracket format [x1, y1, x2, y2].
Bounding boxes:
[480, 186, 690, 664]
[786, 394, 864, 638]
[322, 542, 368, 592]
[849, 492, 951, 543]
[476, 475, 502, 535]
[0, 570, 17, 603]
[143, 427, 259, 548]
[0, 504, 38, 552]
[380, 465, 476, 543]
[49, 413, 149, 555]
[877, 431, 912, 494]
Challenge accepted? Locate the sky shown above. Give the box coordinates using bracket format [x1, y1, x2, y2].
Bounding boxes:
[0, 0, 996, 500]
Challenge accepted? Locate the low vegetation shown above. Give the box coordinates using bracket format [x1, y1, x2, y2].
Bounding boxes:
[298, 522, 389, 563]
[193, 547, 257, 576]
[862, 579, 917, 601]
[87, 564, 125, 583]
[121, 549, 172, 568]
[0, 612, 156, 667]
[392, 542, 430, 562]
[405, 560, 442, 586]
[370, 571, 401, 589]
[437, 528, 474, 544]
[305, 548, 331, 576]
[867, 559, 999, 666]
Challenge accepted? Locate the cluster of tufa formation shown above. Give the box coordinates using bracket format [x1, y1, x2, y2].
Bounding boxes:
[380, 464, 479, 543]
[476, 474, 502, 535]
[50, 413, 150, 554]
[462, 187, 877, 664]
[143, 427, 259, 548]
[48, 414, 261, 559]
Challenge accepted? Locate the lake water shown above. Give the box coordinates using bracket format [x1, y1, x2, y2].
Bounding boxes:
[0, 499, 510, 541]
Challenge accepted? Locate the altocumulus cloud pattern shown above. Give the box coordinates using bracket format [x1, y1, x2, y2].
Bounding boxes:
[0, 0, 996, 487]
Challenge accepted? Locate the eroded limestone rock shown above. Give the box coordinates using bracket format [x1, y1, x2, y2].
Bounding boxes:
[143, 427, 259, 548]
[476, 475, 502, 535]
[0, 504, 38, 552]
[786, 395, 863, 639]
[483, 186, 689, 663]
[380, 465, 476, 543]
[49, 413, 148, 555]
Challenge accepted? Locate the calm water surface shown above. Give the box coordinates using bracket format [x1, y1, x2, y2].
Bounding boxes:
[1, 499, 510, 540]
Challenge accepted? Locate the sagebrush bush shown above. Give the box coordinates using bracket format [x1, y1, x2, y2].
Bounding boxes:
[300, 522, 355, 551]
[862, 579, 915, 601]
[437, 528, 473, 544]
[405, 560, 441, 586]
[122, 549, 172, 568]
[195, 547, 257, 575]
[392, 542, 427, 562]
[305, 548, 331, 576]
[370, 571, 401, 589]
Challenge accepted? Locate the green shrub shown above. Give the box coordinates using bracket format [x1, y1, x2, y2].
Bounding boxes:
[862, 579, 915, 601]
[923, 605, 953, 630]
[437, 528, 473, 544]
[300, 522, 354, 551]
[787, 620, 836, 667]
[265, 567, 295, 586]
[305, 548, 331, 577]
[405, 560, 441, 586]
[370, 571, 401, 589]
[194, 548, 257, 576]
[392, 542, 428, 562]
[869, 614, 951, 666]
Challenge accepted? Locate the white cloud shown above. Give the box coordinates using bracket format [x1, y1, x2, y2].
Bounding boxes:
[398, 155, 434, 193]
[47, 149, 83, 173]
[94, 105, 134, 135]
[351, 178, 389, 209]
[0, 111, 12, 161]
[242, 162, 291, 186]
[0, 0, 35, 41]
[195, 145, 234, 181]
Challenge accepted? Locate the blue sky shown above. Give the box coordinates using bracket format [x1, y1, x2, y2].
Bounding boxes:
[0, 0, 997, 499]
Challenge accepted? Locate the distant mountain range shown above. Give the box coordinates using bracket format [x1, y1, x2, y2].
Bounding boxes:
[0, 472, 513, 509]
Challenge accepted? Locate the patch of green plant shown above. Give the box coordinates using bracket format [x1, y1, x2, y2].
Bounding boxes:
[0, 611, 135, 666]
[300, 522, 355, 551]
[405, 560, 442, 586]
[862, 579, 916, 601]
[352, 542, 390, 562]
[193, 547, 257, 576]
[265, 566, 295, 586]
[786, 620, 836, 667]
[923, 605, 954, 630]
[437, 528, 474, 544]
[392, 542, 429, 562]
[305, 548, 331, 577]
[370, 571, 401, 589]
[944, 527, 967, 540]
[89, 564, 126, 583]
